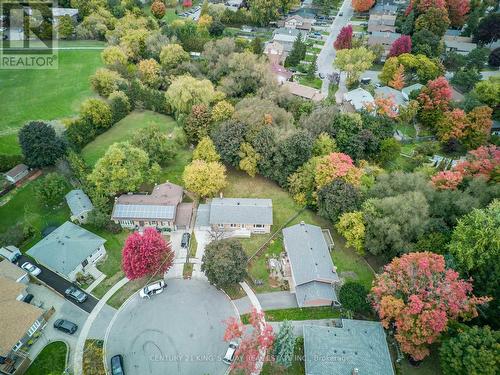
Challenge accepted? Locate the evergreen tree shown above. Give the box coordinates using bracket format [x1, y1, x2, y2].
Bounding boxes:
[285, 33, 306, 67]
[273, 320, 295, 368]
[307, 54, 317, 78]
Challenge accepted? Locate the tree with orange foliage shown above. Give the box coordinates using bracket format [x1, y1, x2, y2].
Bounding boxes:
[462, 106, 493, 150]
[388, 64, 405, 90]
[436, 108, 467, 142]
[352, 0, 375, 12]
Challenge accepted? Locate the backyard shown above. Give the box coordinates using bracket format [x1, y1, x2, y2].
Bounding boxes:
[25, 341, 67, 375]
[0, 42, 103, 154]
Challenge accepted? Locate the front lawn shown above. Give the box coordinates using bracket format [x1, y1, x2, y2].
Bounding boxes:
[223, 170, 374, 292]
[25, 341, 67, 375]
[81, 111, 178, 166]
[241, 306, 341, 323]
[0, 46, 103, 154]
[0, 178, 70, 251]
[107, 277, 148, 309]
[297, 76, 323, 89]
[83, 339, 105, 375]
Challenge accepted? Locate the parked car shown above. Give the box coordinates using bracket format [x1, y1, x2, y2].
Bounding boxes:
[0, 245, 21, 262]
[222, 341, 238, 365]
[21, 262, 41, 276]
[181, 232, 191, 248]
[23, 294, 34, 304]
[65, 286, 88, 303]
[360, 77, 372, 85]
[110, 354, 125, 375]
[139, 280, 166, 299]
[339, 12, 343, 16]
[53, 319, 78, 334]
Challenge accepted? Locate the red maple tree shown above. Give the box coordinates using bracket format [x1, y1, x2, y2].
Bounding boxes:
[334, 25, 353, 50]
[447, 0, 470, 27]
[121, 228, 174, 280]
[431, 170, 464, 190]
[416, 0, 447, 13]
[418, 76, 452, 112]
[454, 145, 500, 181]
[370, 252, 489, 361]
[223, 308, 274, 374]
[183, 0, 193, 7]
[352, 0, 376, 12]
[389, 35, 412, 58]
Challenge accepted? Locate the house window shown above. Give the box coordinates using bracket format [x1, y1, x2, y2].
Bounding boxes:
[218, 224, 224, 228]
[13, 341, 23, 351]
[230, 224, 238, 228]
[82, 259, 88, 268]
[27, 320, 41, 337]
[254, 224, 264, 228]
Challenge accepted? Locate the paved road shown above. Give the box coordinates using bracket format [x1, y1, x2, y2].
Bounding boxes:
[18, 255, 99, 313]
[105, 278, 238, 375]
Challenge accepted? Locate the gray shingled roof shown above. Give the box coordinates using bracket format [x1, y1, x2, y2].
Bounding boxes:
[209, 198, 273, 225]
[65, 189, 93, 218]
[283, 223, 339, 286]
[27, 222, 105, 277]
[304, 320, 395, 375]
[196, 204, 210, 227]
[295, 281, 338, 307]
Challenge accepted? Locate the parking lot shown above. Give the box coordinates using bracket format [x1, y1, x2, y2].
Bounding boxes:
[105, 278, 238, 375]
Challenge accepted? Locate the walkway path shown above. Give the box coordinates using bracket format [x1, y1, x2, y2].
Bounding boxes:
[72, 277, 129, 375]
[234, 291, 298, 314]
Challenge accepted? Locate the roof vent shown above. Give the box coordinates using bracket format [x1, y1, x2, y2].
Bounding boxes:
[352, 369, 359, 375]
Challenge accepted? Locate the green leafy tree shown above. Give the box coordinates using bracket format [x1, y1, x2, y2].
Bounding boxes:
[19, 121, 66, 168]
[285, 33, 306, 67]
[414, 7, 450, 37]
[440, 326, 500, 375]
[248, 0, 280, 26]
[338, 281, 370, 314]
[211, 100, 234, 123]
[251, 36, 264, 55]
[317, 179, 362, 223]
[184, 104, 213, 144]
[34, 173, 69, 207]
[273, 320, 295, 368]
[336, 211, 366, 255]
[473, 77, 500, 108]
[159, 43, 190, 70]
[166, 75, 221, 114]
[57, 14, 74, 39]
[109, 90, 131, 123]
[334, 47, 375, 86]
[192, 136, 220, 162]
[451, 68, 482, 92]
[307, 54, 318, 79]
[378, 138, 401, 166]
[312, 132, 337, 157]
[211, 120, 248, 167]
[201, 239, 248, 287]
[238, 142, 260, 177]
[80, 98, 113, 130]
[466, 47, 490, 70]
[101, 45, 128, 72]
[88, 142, 157, 196]
[182, 160, 227, 197]
[131, 125, 176, 166]
[90, 68, 124, 97]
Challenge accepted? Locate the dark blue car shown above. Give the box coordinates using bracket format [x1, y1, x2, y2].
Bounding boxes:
[111, 355, 125, 375]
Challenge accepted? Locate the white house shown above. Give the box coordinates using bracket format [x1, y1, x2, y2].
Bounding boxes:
[27, 222, 106, 282]
[65, 189, 94, 224]
[5, 164, 29, 184]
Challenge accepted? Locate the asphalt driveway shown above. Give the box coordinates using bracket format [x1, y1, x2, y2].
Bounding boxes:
[105, 278, 238, 375]
[18, 255, 98, 313]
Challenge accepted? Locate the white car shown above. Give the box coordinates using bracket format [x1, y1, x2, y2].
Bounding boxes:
[222, 341, 238, 365]
[21, 262, 41, 276]
[139, 280, 166, 299]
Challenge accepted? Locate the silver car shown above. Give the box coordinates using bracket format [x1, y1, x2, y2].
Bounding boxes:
[21, 262, 41, 276]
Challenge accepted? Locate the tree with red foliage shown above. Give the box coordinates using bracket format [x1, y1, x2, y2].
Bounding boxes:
[389, 35, 412, 58]
[151, 0, 166, 19]
[415, 0, 447, 13]
[431, 170, 464, 190]
[389, 64, 405, 90]
[223, 308, 274, 374]
[370, 252, 489, 361]
[183, 0, 193, 7]
[121, 228, 174, 280]
[334, 25, 353, 50]
[417, 76, 453, 127]
[435, 108, 467, 142]
[352, 0, 375, 12]
[454, 145, 500, 181]
[447, 0, 470, 27]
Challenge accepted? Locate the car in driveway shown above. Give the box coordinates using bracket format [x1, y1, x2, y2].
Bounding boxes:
[222, 341, 238, 365]
[54, 319, 78, 334]
[111, 354, 125, 375]
[21, 262, 41, 276]
[181, 232, 191, 248]
[139, 280, 166, 299]
[65, 286, 88, 303]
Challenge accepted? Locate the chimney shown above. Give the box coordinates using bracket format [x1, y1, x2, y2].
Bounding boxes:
[220, 192, 223, 199]
[300, 221, 305, 226]
[352, 369, 359, 375]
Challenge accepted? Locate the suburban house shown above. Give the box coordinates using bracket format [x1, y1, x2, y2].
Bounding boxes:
[111, 182, 193, 231]
[270, 63, 293, 84]
[51, 7, 79, 25]
[368, 31, 402, 56]
[65, 189, 94, 224]
[0, 274, 46, 374]
[277, 15, 314, 31]
[401, 83, 423, 101]
[0, 260, 29, 284]
[303, 320, 395, 375]
[196, 198, 273, 235]
[282, 81, 326, 102]
[368, 13, 396, 33]
[225, 0, 244, 12]
[27, 221, 106, 282]
[343, 88, 375, 112]
[264, 41, 286, 65]
[444, 35, 477, 55]
[272, 28, 306, 53]
[4, 164, 29, 184]
[283, 222, 340, 307]
[370, 2, 399, 15]
[375, 86, 407, 107]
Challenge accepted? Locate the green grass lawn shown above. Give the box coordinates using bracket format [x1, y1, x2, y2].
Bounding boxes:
[188, 232, 197, 258]
[107, 277, 148, 309]
[223, 170, 374, 293]
[396, 123, 417, 138]
[25, 341, 67, 375]
[297, 75, 323, 89]
[241, 306, 341, 323]
[0, 178, 70, 251]
[81, 111, 178, 166]
[0, 46, 102, 154]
